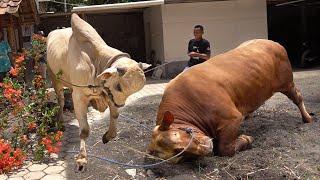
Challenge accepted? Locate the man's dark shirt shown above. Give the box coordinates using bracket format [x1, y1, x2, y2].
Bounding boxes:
[187, 38, 211, 67]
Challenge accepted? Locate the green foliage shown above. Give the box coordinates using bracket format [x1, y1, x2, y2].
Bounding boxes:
[0, 34, 64, 173]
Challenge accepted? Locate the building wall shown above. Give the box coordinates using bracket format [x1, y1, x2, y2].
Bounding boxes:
[143, 6, 165, 65]
[161, 0, 268, 78]
[86, 12, 146, 63]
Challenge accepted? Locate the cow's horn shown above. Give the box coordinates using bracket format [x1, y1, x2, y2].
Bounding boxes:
[159, 111, 174, 131]
[139, 62, 151, 70]
[117, 67, 126, 76]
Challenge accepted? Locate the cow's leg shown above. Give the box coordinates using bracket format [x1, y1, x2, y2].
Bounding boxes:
[102, 104, 119, 144]
[72, 91, 90, 171]
[47, 67, 65, 122]
[281, 83, 313, 123]
[217, 117, 254, 156]
[55, 86, 65, 122]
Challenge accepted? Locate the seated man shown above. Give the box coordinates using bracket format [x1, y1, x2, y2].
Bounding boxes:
[186, 25, 211, 70]
[0, 31, 13, 82]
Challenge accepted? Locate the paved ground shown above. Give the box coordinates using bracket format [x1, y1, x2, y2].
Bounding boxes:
[1, 68, 320, 180]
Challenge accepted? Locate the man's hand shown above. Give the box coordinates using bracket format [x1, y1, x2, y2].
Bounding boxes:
[188, 52, 200, 58]
[199, 53, 210, 60]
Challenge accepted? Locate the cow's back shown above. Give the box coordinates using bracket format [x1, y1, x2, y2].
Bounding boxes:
[157, 40, 292, 135]
[201, 39, 292, 112]
[47, 28, 73, 82]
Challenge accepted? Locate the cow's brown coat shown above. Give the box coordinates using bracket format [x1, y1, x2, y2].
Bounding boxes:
[148, 39, 313, 162]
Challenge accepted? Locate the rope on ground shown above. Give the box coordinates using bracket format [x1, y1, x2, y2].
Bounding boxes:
[66, 128, 194, 168]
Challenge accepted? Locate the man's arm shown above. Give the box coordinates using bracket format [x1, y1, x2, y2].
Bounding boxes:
[198, 53, 210, 60]
[189, 51, 200, 58]
[199, 41, 211, 60]
[187, 40, 197, 58]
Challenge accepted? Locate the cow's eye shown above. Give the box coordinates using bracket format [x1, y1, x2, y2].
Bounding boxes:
[115, 83, 122, 92]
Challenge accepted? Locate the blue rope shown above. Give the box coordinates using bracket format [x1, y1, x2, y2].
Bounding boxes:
[66, 129, 194, 168]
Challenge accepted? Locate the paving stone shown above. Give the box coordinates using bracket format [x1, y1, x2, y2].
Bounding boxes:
[58, 152, 66, 159]
[65, 144, 77, 150]
[44, 165, 64, 174]
[60, 170, 66, 177]
[8, 169, 29, 177]
[56, 160, 64, 166]
[7, 177, 23, 180]
[66, 137, 79, 143]
[0, 174, 8, 180]
[42, 174, 65, 180]
[27, 164, 48, 172]
[22, 161, 33, 169]
[67, 133, 78, 139]
[23, 171, 45, 180]
[60, 135, 68, 142]
[49, 153, 59, 159]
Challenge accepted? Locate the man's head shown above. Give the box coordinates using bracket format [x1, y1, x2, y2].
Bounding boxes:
[194, 25, 204, 40]
[147, 111, 213, 163]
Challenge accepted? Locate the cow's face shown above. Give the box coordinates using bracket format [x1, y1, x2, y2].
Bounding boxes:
[147, 111, 213, 163]
[97, 62, 150, 108]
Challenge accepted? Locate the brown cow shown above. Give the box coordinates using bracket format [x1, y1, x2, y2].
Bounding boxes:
[147, 39, 313, 162]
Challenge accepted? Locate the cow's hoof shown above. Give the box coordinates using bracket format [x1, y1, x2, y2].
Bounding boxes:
[75, 165, 86, 172]
[102, 131, 116, 144]
[102, 135, 109, 144]
[303, 117, 314, 123]
[75, 155, 87, 172]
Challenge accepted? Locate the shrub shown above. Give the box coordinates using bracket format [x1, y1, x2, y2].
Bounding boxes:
[0, 34, 64, 174]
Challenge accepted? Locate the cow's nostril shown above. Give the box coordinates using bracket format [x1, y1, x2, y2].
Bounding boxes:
[115, 104, 124, 108]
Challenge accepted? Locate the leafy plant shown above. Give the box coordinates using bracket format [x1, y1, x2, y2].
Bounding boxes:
[0, 34, 64, 174]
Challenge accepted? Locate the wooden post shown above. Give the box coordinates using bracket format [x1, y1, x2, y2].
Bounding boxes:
[17, 18, 23, 51]
[7, 15, 17, 52]
[0, 15, 2, 29]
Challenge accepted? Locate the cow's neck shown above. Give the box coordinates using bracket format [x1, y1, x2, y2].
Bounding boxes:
[95, 46, 127, 75]
[171, 120, 207, 136]
[97, 48, 117, 66]
[158, 96, 217, 138]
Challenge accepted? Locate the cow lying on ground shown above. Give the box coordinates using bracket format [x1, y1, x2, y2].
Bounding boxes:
[147, 39, 313, 162]
[47, 13, 150, 170]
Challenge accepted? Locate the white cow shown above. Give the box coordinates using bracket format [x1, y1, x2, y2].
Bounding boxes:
[47, 13, 150, 170]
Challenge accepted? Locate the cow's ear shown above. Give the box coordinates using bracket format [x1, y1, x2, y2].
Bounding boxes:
[139, 62, 151, 70]
[159, 111, 174, 131]
[97, 67, 117, 80]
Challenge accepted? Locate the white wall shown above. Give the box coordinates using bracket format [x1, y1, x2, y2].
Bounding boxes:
[161, 0, 268, 62]
[143, 6, 165, 64]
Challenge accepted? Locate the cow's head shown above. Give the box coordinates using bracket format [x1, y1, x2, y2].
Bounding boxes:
[147, 111, 213, 163]
[70, 13, 150, 108]
[97, 62, 150, 108]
